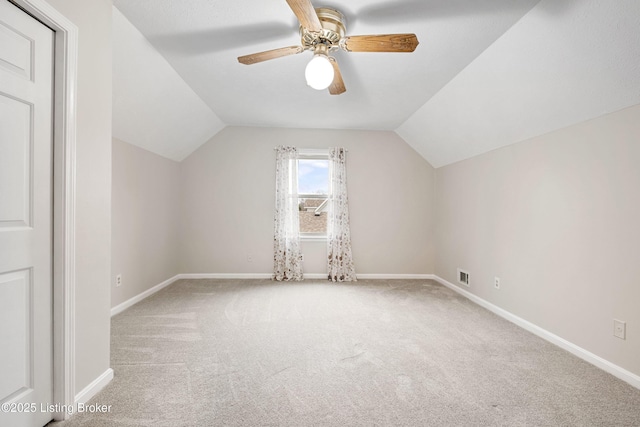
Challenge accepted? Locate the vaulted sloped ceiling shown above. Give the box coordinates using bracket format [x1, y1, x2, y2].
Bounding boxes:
[112, 8, 224, 161]
[112, 0, 640, 166]
[397, 0, 640, 167]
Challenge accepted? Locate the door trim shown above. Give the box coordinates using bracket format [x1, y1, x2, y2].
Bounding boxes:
[9, 0, 78, 421]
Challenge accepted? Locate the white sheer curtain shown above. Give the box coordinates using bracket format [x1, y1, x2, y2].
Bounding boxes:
[327, 147, 357, 282]
[273, 146, 304, 281]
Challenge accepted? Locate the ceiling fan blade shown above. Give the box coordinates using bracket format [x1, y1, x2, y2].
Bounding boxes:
[328, 57, 346, 95]
[286, 0, 323, 32]
[238, 46, 304, 65]
[342, 34, 419, 53]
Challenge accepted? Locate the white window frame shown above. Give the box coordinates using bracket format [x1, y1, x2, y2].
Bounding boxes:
[298, 149, 329, 240]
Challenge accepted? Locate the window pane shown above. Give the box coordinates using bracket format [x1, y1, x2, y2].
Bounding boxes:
[298, 159, 329, 195]
[298, 159, 329, 234]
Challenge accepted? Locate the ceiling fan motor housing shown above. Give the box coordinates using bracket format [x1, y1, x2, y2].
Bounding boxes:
[300, 7, 346, 52]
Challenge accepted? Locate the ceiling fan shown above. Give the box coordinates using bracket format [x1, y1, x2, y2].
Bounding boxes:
[237, 0, 419, 95]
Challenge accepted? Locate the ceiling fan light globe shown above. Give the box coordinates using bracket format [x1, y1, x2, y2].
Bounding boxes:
[305, 55, 334, 90]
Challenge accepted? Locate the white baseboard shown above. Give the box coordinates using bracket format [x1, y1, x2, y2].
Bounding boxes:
[178, 273, 272, 280]
[111, 275, 180, 317]
[432, 275, 640, 390]
[303, 273, 327, 279]
[74, 368, 114, 406]
[176, 273, 436, 280]
[357, 274, 436, 280]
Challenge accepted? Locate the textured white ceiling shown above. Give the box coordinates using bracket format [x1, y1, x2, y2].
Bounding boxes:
[112, 0, 640, 166]
[397, 0, 640, 167]
[112, 7, 224, 161]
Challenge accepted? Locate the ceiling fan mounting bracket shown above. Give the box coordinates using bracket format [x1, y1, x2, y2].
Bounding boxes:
[300, 7, 346, 51]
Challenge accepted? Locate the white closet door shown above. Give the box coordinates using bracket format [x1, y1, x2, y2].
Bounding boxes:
[0, 1, 54, 426]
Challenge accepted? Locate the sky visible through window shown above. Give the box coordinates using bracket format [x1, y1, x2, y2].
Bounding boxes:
[298, 159, 329, 194]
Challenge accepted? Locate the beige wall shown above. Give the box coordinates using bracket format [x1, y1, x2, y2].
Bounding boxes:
[179, 126, 435, 275]
[111, 138, 181, 307]
[435, 104, 640, 377]
[45, 0, 113, 393]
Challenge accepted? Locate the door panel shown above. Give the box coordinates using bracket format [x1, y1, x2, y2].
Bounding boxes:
[0, 96, 32, 227]
[0, 18, 33, 80]
[0, 269, 32, 400]
[0, 1, 54, 426]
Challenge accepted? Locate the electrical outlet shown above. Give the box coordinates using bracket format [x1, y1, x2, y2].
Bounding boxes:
[247, 254, 253, 263]
[494, 277, 500, 290]
[116, 274, 122, 287]
[300, 254, 304, 262]
[614, 319, 626, 340]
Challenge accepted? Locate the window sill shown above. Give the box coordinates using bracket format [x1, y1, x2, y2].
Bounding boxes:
[301, 235, 327, 242]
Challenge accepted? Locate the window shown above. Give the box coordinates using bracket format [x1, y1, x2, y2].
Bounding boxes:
[297, 150, 329, 237]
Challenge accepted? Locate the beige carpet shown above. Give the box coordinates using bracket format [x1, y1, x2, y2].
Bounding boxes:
[50, 279, 640, 426]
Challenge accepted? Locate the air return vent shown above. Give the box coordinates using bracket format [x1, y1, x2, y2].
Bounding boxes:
[457, 268, 470, 287]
